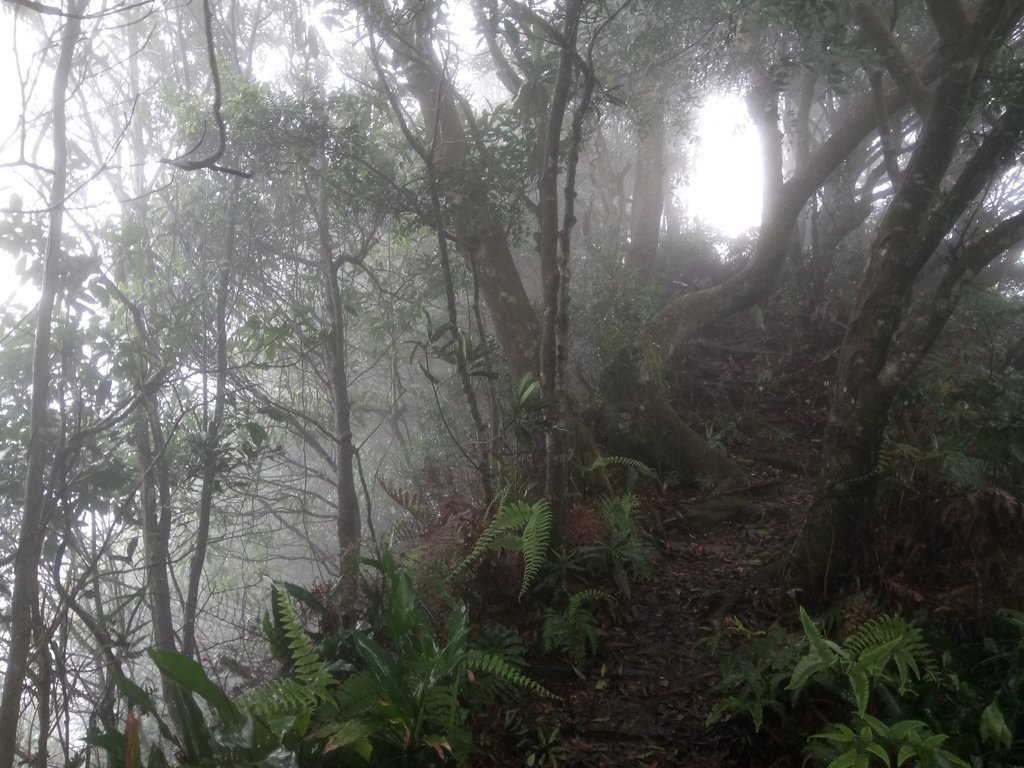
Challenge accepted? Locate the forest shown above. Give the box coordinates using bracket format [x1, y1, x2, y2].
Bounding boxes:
[2, 0, 1024, 763]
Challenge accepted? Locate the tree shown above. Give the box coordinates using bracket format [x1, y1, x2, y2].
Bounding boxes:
[0, 2, 86, 762]
[791, 0, 1024, 599]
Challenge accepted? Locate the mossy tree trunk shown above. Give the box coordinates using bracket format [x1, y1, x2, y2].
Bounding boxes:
[790, 0, 1024, 600]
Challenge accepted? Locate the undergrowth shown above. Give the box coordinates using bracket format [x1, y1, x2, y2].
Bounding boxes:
[708, 606, 1024, 767]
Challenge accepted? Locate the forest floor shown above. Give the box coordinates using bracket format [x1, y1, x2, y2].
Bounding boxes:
[466, 322, 1024, 766]
[477, 330, 835, 767]
[475, 443, 820, 767]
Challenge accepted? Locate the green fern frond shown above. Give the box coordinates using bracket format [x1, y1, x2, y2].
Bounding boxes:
[589, 456, 657, 478]
[519, 499, 552, 599]
[336, 671, 384, 716]
[377, 475, 430, 519]
[240, 678, 320, 724]
[541, 604, 604, 664]
[598, 493, 640, 518]
[457, 499, 554, 599]
[458, 500, 535, 572]
[274, 587, 334, 693]
[421, 685, 464, 722]
[842, 614, 936, 686]
[240, 587, 336, 728]
[473, 622, 527, 666]
[568, 588, 615, 612]
[464, 650, 554, 698]
[786, 651, 836, 694]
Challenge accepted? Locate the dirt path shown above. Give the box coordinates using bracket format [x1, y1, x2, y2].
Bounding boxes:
[507, 466, 813, 767]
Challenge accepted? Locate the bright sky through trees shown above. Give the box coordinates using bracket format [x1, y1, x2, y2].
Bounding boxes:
[682, 95, 762, 237]
[0, 9, 766, 312]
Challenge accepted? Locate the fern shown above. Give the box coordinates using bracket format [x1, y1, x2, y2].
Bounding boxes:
[842, 614, 936, 691]
[706, 620, 806, 732]
[240, 586, 336, 726]
[790, 608, 938, 719]
[596, 493, 656, 596]
[587, 455, 657, 476]
[464, 650, 553, 699]
[567, 588, 615, 612]
[519, 501, 553, 598]
[327, 562, 549, 766]
[377, 475, 430, 519]
[541, 589, 615, 665]
[458, 499, 553, 599]
[584, 455, 659, 493]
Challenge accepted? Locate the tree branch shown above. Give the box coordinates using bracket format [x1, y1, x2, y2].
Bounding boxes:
[854, 0, 932, 116]
[159, 0, 251, 178]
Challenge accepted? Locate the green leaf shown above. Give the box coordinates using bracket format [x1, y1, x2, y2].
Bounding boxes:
[324, 718, 379, 752]
[811, 723, 857, 744]
[386, 570, 416, 642]
[786, 653, 830, 692]
[848, 663, 871, 716]
[980, 701, 1013, 750]
[857, 636, 902, 673]
[751, 701, 764, 732]
[825, 749, 867, 768]
[798, 607, 841, 660]
[352, 633, 417, 717]
[519, 499, 552, 599]
[148, 649, 243, 730]
[278, 581, 327, 615]
[896, 744, 915, 767]
[245, 421, 269, 445]
[886, 719, 926, 740]
[112, 674, 177, 743]
[865, 743, 891, 767]
[168, 682, 212, 762]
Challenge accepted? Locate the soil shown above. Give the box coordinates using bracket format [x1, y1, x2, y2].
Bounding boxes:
[463, 325, 834, 767]
[471, 447, 817, 768]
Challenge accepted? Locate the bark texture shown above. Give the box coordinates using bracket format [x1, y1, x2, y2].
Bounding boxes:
[791, 0, 1024, 599]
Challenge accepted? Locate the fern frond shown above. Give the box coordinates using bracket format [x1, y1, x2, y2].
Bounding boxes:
[377, 475, 430, 520]
[842, 614, 936, 686]
[336, 671, 385, 717]
[598, 493, 640, 518]
[240, 588, 337, 729]
[458, 500, 535, 572]
[240, 678, 320, 724]
[274, 587, 334, 693]
[567, 588, 615, 612]
[464, 650, 554, 698]
[421, 685, 464, 722]
[589, 456, 657, 478]
[519, 499, 552, 599]
[541, 602, 604, 663]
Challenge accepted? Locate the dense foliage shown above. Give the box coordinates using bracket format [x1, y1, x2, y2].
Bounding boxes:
[1, 0, 1024, 763]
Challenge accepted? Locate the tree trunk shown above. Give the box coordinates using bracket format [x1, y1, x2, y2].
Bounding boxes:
[135, 408, 184, 733]
[182, 179, 239, 660]
[362, 3, 541, 379]
[627, 98, 666, 281]
[791, 0, 1024, 599]
[537, 0, 584, 544]
[602, 361, 747, 485]
[314, 171, 361, 589]
[0, 6, 83, 763]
